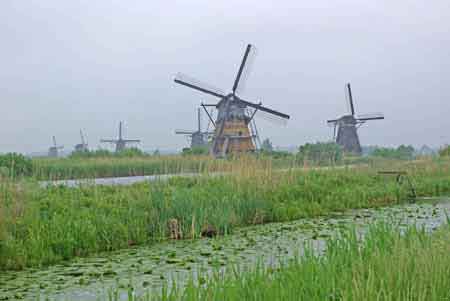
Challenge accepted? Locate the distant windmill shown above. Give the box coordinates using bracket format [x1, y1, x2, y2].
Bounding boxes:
[48, 136, 63, 157]
[174, 44, 290, 157]
[327, 83, 384, 155]
[74, 130, 88, 152]
[175, 108, 214, 149]
[100, 121, 140, 152]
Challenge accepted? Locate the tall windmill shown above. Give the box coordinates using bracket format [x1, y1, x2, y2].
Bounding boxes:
[327, 83, 384, 155]
[175, 108, 213, 149]
[74, 130, 88, 152]
[48, 136, 64, 157]
[174, 44, 290, 157]
[100, 121, 140, 152]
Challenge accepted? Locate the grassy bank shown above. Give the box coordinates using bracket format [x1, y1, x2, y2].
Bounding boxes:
[153, 222, 450, 301]
[0, 159, 449, 270]
[31, 155, 298, 180]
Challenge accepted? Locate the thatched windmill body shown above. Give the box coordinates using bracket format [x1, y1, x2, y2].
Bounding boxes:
[327, 83, 384, 155]
[74, 130, 88, 152]
[175, 108, 213, 148]
[100, 122, 140, 152]
[174, 44, 290, 157]
[48, 136, 63, 157]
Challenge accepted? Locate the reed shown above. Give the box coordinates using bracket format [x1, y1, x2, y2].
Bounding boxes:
[0, 158, 449, 270]
[150, 222, 450, 301]
[31, 154, 299, 180]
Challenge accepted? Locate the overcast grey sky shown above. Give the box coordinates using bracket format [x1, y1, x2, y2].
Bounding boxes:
[1, 0, 449, 153]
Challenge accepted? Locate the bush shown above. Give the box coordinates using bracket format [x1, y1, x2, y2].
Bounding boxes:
[0, 153, 33, 178]
[372, 145, 415, 160]
[70, 148, 146, 158]
[182, 146, 209, 156]
[439, 145, 450, 157]
[297, 142, 343, 166]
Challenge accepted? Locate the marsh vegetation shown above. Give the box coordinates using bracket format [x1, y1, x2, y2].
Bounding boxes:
[0, 155, 449, 300]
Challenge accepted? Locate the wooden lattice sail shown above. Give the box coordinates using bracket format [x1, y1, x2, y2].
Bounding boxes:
[100, 121, 140, 152]
[175, 108, 213, 149]
[174, 44, 290, 157]
[327, 83, 385, 155]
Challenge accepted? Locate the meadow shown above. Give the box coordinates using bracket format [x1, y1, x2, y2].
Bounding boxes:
[29, 152, 383, 181]
[147, 222, 450, 301]
[0, 157, 449, 270]
[31, 154, 303, 180]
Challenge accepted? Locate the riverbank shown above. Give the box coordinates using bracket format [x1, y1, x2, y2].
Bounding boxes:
[31, 155, 294, 181]
[1, 159, 449, 271]
[153, 221, 450, 301]
[1, 197, 449, 300]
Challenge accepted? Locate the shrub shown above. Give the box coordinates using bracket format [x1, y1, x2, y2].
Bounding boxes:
[0, 153, 33, 177]
[297, 142, 343, 166]
[439, 145, 450, 157]
[371, 145, 415, 160]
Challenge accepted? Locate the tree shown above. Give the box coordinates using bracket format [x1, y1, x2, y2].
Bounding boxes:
[297, 142, 343, 166]
[181, 146, 209, 156]
[439, 145, 450, 157]
[261, 138, 273, 152]
[372, 145, 415, 160]
[0, 153, 33, 177]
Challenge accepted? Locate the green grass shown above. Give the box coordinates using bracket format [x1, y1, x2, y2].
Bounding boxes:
[31, 155, 299, 180]
[148, 222, 450, 301]
[0, 159, 449, 270]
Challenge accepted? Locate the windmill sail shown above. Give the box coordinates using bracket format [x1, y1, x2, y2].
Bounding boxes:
[174, 73, 226, 98]
[357, 113, 385, 121]
[174, 43, 289, 157]
[327, 82, 385, 155]
[345, 83, 355, 116]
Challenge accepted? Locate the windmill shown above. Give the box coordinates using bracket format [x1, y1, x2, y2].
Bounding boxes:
[327, 83, 384, 155]
[174, 44, 290, 157]
[48, 136, 64, 157]
[175, 108, 214, 149]
[100, 121, 140, 152]
[74, 130, 88, 152]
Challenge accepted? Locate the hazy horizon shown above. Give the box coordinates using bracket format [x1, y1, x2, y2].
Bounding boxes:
[1, 0, 449, 154]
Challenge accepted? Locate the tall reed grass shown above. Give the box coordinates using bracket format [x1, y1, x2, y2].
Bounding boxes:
[150, 222, 450, 301]
[31, 155, 299, 180]
[0, 158, 449, 270]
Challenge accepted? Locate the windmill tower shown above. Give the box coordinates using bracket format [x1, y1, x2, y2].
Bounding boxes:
[74, 130, 88, 152]
[175, 108, 213, 148]
[327, 83, 385, 155]
[48, 136, 64, 157]
[100, 121, 140, 152]
[174, 44, 290, 157]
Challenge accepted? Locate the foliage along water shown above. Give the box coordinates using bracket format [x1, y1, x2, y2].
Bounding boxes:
[0, 198, 449, 301]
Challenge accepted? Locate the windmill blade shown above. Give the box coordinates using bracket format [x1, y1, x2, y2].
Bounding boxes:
[356, 113, 384, 121]
[201, 103, 216, 128]
[100, 139, 117, 143]
[174, 73, 226, 99]
[52, 136, 57, 147]
[346, 83, 355, 116]
[254, 109, 289, 126]
[197, 107, 201, 132]
[80, 130, 86, 145]
[327, 119, 338, 125]
[235, 45, 257, 96]
[238, 98, 290, 120]
[232, 44, 257, 94]
[175, 130, 195, 135]
[123, 139, 141, 143]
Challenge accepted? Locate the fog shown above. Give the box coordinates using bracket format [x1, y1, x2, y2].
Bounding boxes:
[1, 0, 449, 153]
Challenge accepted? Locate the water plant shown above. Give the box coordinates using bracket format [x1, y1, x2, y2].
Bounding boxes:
[0, 158, 449, 270]
[150, 222, 450, 301]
